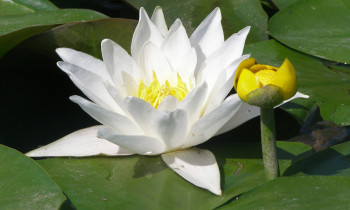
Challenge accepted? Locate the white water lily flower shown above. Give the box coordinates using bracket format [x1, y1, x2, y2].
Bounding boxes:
[27, 7, 308, 195]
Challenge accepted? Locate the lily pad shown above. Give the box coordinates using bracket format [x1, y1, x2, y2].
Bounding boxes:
[219, 176, 350, 209]
[37, 140, 310, 209]
[271, 0, 298, 10]
[268, 0, 350, 64]
[19, 18, 138, 59]
[244, 40, 350, 126]
[0, 8, 108, 58]
[284, 141, 350, 177]
[126, 0, 268, 44]
[0, 144, 66, 209]
[0, 0, 57, 16]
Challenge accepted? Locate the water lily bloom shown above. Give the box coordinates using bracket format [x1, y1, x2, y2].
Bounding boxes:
[26, 7, 308, 195]
[234, 58, 298, 108]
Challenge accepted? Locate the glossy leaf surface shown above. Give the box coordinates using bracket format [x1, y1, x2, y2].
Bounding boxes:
[220, 176, 350, 209]
[269, 0, 350, 63]
[0, 144, 66, 209]
[37, 140, 310, 209]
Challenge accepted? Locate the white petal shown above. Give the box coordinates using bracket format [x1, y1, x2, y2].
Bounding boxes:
[178, 82, 208, 126]
[288, 91, 309, 101]
[56, 48, 111, 83]
[153, 109, 188, 150]
[176, 47, 197, 84]
[162, 148, 221, 195]
[151, 6, 168, 37]
[124, 96, 158, 137]
[26, 126, 134, 157]
[157, 95, 179, 112]
[215, 92, 310, 135]
[121, 71, 138, 96]
[203, 55, 250, 115]
[196, 27, 250, 85]
[98, 126, 166, 155]
[101, 39, 140, 87]
[103, 81, 128, 112]
[161, 19, 191, 69]
[140, 41, 176, 84]
[206, 26, 250, 71]
[190, 7, 224, 72]
[184, 95, 242, 148]
[132, 7, 164, 65]
[215, 99, 259, 135]
[57, 61, 123, 113]
[70, 96, 142, 135]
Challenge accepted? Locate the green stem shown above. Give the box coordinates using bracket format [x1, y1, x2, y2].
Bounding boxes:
[260, 108, 280, 180]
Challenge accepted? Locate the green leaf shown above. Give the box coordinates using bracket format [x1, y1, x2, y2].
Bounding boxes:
[276, 141, 312, 174]
[271, 0, 299, 10]
[19, 18, 137, 60]
[284, 141, 350, 177]
[0, 0, 57, 16]
[37, 140, 310, 209]
[125, 0, 268, 44]
[0, 9, 108, 58]
[0, 1, 35, 15]
[268, 0, 350, 63]
[219, 176, 350, 209]
[0, 144, 66, 209]
[1, 0, 58, 15]
[244, 40, 350, 126]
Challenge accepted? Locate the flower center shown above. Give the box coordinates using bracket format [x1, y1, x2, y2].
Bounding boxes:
[249, 64, 278, 87]
[255, 70, 277, 87]
[137, 72, 189, 108]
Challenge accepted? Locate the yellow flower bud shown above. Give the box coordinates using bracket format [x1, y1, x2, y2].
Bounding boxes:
[234, 58, 298, 108]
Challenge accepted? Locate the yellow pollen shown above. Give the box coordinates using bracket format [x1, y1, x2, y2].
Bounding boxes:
[137, 71, 189, 108]
[255, 69, 277, 87]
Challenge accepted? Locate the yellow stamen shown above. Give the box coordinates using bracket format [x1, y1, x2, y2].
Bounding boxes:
[137, 71, 190, 108]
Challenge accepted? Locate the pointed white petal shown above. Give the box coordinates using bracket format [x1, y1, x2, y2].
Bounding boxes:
[157, 95, 179, 112]
[215, 92, 309, 135]
[151, 6, 168, 37]
[190, 8, 224, 71]
[124, 96, 158, 137]
[140, 41, 176, 84]
[26, 126, 134, 157]
[153, 109, 188, 150]
[103, 81, 128, 112]
[101, 39, 140, 87]
[205, 26, 250, 71]
[70, 96, 142, 135]
[196, 27, 250, 85]
[288, 91, 309, 101]
[124, 97, 189, 149]
[98, 126, 166, 155]
[162, 148, 221, 195]
[184, 95, 242, 147]
[57, 61, 124, 113]
[215, 99, 259, 135]
[132, 7, 164, 65]
[178, 82, 208, 126]
[121, 71, 138, 96]
[56, 48, 111, 82]
[161, 19, 191, 69]
[176, 47, 197, 83]
[203, 55, 249, 115]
